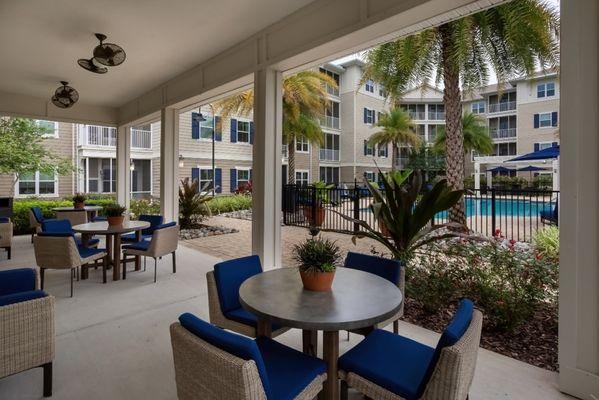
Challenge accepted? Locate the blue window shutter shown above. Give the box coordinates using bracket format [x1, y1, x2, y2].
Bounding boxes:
[214, 116, 222, 141]
[534, 143, 540, 151]
[363, 108, 367, 123]
[249, 121, 254, 144]
[192, 112, 200, 139]
[230, 118, 237, 143]
[533, 114, 539, 129]
[191, 168, 200, 192]
[552, 141, 558, 147]
[249, 169, 252, 180]
[230, 169, 237, 193]
[551, 112, 558, 127]
[215, 168, 222, 194]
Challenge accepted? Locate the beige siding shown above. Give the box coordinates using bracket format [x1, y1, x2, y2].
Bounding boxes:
[516, 99, 560, 154]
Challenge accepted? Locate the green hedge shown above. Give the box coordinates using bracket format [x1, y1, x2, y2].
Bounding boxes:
[208, 195, 252, 214]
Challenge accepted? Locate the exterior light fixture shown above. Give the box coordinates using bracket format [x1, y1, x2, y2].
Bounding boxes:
[51, 81, 79, 109]
[178, 155, 185, 168]
[129, 161, 135, 171]
[192, 112, 207, 123]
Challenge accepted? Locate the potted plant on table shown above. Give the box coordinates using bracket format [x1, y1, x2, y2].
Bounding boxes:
[292, 236, 341, 291]
[103, 204, 127, 226]
[303, 181, 334, 227]
[72, 193, 87, 209]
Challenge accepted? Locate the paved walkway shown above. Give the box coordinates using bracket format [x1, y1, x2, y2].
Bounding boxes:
[184, 215, 389, 266]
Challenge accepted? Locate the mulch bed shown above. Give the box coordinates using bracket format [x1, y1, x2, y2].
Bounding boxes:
[402, 297, 558, 371]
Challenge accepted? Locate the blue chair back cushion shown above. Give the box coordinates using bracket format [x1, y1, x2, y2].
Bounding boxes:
[179, 313, 271, 397]
[344, 252, 401, 285]
[419, 299, 474, 396]
[0, 217, 9, 223]
[31, 206, 44, 223]
[42, 219, 73, 234]
[0, 268, 37, 296]
[0, 290, 47, 307]
[153, 221, 177, 231]
[139, 214, 164, 234]
[213, 255, 262, 314]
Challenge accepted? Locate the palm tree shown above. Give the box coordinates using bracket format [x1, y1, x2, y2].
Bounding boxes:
[362, 0, 559, 224]
[215, 71, 337, 184]
[433, 112, 493, 156]
[368, 108, 422, 171]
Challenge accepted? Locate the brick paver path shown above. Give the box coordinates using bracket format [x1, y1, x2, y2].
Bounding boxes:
[181, 216, 389, 266]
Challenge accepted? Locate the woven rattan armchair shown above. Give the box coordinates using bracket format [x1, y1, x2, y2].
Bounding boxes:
[0, 217, 13, 259]
[0, 268, 55, 397]
[56, 210, 88, 226]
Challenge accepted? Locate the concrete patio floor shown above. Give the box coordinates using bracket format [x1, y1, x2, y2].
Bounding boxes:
[0, 234, 572, 400]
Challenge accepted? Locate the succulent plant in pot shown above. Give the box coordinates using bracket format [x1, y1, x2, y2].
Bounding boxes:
[72, 193, 87, 209]
[302, 181, 334, 227]
[292, 236, 341, 291]
[103, 204, 127, 226]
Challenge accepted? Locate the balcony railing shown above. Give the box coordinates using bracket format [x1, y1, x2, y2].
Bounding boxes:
[408, 111, 426, 120]
[488, 101, 517, 113]
[85, 125, 116, 147]
[396, 157, 409, 169]
[325, 84, 339, 97]
[319, 149, 340, 161]
[282, 144, 288, 158]
[428, 112, 445, 120]
[320, 115, 340, 129]
[490, 128, 517, 140]
[131, 128, 152, 149]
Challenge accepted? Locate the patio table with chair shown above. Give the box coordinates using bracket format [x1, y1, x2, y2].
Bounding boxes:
[52, 205, 103, 222]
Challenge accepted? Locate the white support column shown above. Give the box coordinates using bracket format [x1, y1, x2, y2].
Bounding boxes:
[160, 107, 180, 223]
[252, 68, 283, 269]
[116, 125, 131, 209]
[474, 162, 480, 191]
[486, 171, 492, 189]
[559, 0, 599, 398]
[552, 158, 560, 192]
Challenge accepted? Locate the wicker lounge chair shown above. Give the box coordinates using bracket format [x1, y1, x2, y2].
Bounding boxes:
[170, 313, 327, 400]
[0, 217, 13, 259]
[0, 268, 55, 397]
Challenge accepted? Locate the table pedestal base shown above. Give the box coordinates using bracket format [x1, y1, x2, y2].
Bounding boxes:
[322, 331, 339, 400]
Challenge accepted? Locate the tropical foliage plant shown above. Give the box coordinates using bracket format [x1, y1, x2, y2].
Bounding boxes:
[362, 0, 560, 224]
[214, 71, 337, 184]
[103, 204, 127, 217]
[292, 236, 341, 274]
[178, 178, 213, 228]
[433, 112, 492, 155]
[533, 226, 559, 261]
[72, 193, 87, 204]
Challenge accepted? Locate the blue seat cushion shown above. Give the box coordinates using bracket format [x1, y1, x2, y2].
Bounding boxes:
[338, 329, 434, 400]
[42, 219, 73, 233]
[121, 233, 153, 243]
[256, 336, 327, 400]
[0, 290, 47, 307]
[0, 268, 37, 296]
[122, 240, 151, 252]
[0, 217, 9, 223]
[344, 252, 401, 285]
[75, 237, 100, 247]
[214, 255, 263, 314]
[225, 308, 282, 331]
[153, 221, 177, 231]
[78, 246, 106, 260]
[179, 313, 272, 397]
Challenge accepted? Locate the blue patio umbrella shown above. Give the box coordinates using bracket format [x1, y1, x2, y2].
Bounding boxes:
[486, 166, 514, 174]
[518, 165, 548, 180]
[507, 145, 560, 162]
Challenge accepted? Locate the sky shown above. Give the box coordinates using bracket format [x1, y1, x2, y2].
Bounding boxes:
[331, 0, 560, 85]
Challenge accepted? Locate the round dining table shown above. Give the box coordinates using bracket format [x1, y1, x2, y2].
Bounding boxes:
[72, 220, 150, 281]
[52, 205, 103, 221]
[239, 267, 403, 400]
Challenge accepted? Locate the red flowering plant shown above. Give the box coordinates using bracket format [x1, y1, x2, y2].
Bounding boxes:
[235, 180, 253, 195]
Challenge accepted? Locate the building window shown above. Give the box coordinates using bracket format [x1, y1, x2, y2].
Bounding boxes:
[471, 101, 485, 114]
[493, 142, 517, 156]
[320, 133, 339, 161]
[200, 115, 214, 140]
[364, 108, 375, 124]
[322, 100, 340, 129]
[365, 80, 374, 93]
[401, 104, 426, 120]
[539, 112, 552, 128]
[364, 171, 375, 182]
[130, 159, 152, 198]
[378, 85, 387, 97]
[537, 82, 556, 98]
[320, 167, 339, 184]
[198, 169, 213, 191]
[296, 137, 309, 152]
[18, 171, 57, 196]
[296, 170, 309, 186]
[237, 120, 250, 143]
[428, 124, 443, 142]
[319, 68, 340, 96]
[36, 120, 58, 138]
[237, 169, 251, 188]
[364, 140, 374, 156]
[428, 104, 445, 120]
[378, 144, 388, 157]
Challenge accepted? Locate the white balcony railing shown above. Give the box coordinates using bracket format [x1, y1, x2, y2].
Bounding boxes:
[408, 111, 426, 120]
[490, 128, 517, 140]
[320, 115, 340, 129]
[282, 144, 288, 158]
[131, 128, 152, 149]
[326, 84, 339, 97]
[488, 101, 517, 113]
[85, 125, 116, 147]
[396, 157, 409, 169]
[428, 112, 445, 120]
[319, 149, 340, 161]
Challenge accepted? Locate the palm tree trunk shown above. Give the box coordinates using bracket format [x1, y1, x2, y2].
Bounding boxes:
[391, 143, 399, 172]
[288, 142, 296, 184]
[440, 25, 466, 225]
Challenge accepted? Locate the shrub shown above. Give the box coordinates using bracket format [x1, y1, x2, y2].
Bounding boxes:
[208, 195, 252, 214]
[178, 178, 213, 228]
[130, 198, 161, 220]
[533, 226, 559, 261]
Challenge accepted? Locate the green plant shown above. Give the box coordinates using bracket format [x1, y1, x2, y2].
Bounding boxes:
[340, 168, 464, 264]
[292, 236, 341, 274]
[313, 181, 335, 205]
[533, 175, 552, 189]
[103, 203, 126, 217]
[208, 195, 252, 214]
[433, 113, 493, 156]
[533, 226, 559, 261]
[178, 178, 213, 228]
[130, 198, 161, 220]
[72, 193, 87, 203]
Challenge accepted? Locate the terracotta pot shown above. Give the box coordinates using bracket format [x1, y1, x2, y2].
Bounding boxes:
[299, 270, 335, 291]
[107, 215, 124, 226]
[74, 202, 85, 210]
[303, 206, 326, 226]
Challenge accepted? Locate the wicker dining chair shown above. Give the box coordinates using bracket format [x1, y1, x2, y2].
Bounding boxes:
[0, 268, 55, 397]
[207, 255, 289, 338]
[170, 313, 327, 400]
[339, 300, 483, 400]
[29, 206, 47, 242]
[0, 217, 13, 259]
[56, 210, 88, 226]
[33, 233, 108, 297]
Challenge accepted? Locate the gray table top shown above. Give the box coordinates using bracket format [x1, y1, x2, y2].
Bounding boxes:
[239, 267, 403, 331]
[72, 220, 150, 234]
[52, 206, 103, 211]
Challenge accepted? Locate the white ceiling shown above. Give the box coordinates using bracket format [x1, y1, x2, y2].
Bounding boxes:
[0, 0, 313, 108]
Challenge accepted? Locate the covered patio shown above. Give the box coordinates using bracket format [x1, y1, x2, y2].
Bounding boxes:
[1, 0, 598, 399]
